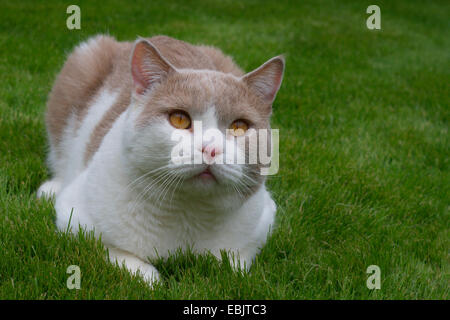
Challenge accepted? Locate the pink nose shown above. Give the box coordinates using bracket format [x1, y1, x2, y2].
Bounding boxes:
[202, 145, 216, 158]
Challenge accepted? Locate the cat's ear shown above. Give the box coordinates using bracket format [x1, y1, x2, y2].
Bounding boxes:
[131, 39, 176, 95]
[242, 55, 285, 105]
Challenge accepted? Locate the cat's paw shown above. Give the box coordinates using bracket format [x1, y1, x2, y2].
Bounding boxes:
[216, 249, 252, 273]
[135, 263, 160, 286]
[229, 256, 251, 273]
[107, 247, 160, 287]
[37, 180, 61, 200]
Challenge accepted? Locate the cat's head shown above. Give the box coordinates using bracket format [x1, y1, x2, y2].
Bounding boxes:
[122, 39, 284, 208]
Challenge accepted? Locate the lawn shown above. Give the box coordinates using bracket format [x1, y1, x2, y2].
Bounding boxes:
[0, 0, 448, 299]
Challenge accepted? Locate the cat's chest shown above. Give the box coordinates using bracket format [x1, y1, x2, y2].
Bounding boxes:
[106, 199, 232, 257]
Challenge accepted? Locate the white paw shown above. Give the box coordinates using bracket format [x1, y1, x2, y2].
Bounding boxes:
[107, 248, 160, 287]
[37, 180, 61, 199]
[229, 255, 251, 272]
[135, 263, 160, 285]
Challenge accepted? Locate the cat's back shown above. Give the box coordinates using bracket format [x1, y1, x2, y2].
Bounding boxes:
[46, 35, 124, 150]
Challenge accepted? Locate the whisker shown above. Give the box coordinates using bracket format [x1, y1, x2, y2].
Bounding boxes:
[127, 168, 172, 215]
[125, 164, 170, 192]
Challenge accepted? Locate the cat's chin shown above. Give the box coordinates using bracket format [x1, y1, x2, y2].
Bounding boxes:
[187, 166, 220, 190]
[179, 165, 252, 202]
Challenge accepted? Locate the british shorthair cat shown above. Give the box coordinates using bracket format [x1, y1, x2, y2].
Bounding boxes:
[37, 35, 285, 284]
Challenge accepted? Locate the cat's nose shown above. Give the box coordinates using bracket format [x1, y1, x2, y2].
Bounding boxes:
[202, 145, 214, 157]
[202, 145, 221, 160]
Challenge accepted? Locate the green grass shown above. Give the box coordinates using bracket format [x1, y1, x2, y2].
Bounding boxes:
[0, 0, 448, 299]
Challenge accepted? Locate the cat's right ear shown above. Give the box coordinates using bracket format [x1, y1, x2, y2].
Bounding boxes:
[131, 39, 176, 95]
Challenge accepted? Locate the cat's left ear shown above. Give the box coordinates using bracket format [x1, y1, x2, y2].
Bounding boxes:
[131, 38, 177, 95]
[241, 55, 285, 105]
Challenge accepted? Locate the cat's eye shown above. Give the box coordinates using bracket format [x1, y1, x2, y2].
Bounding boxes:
[169, 111, 191, 129]
[229, 120, 249, 137]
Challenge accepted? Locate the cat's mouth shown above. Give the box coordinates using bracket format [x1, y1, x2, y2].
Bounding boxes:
[197, 166, 217, 182]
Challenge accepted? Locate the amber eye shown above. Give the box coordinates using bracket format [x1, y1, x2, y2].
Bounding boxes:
[169, 111, 191, 129]
[229, 120, 249, 137]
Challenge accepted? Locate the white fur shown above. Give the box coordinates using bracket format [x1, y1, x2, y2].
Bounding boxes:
[38, 89, 118, 199]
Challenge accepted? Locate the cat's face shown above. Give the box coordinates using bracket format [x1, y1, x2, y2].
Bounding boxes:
[123, 39, 284, 206]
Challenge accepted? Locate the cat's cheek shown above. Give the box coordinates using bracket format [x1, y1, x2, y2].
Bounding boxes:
[122, 122, 175, 172]
[214, 165, 243, 186]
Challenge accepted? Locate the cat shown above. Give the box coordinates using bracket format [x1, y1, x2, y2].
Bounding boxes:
[37, 34, 285, 285]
